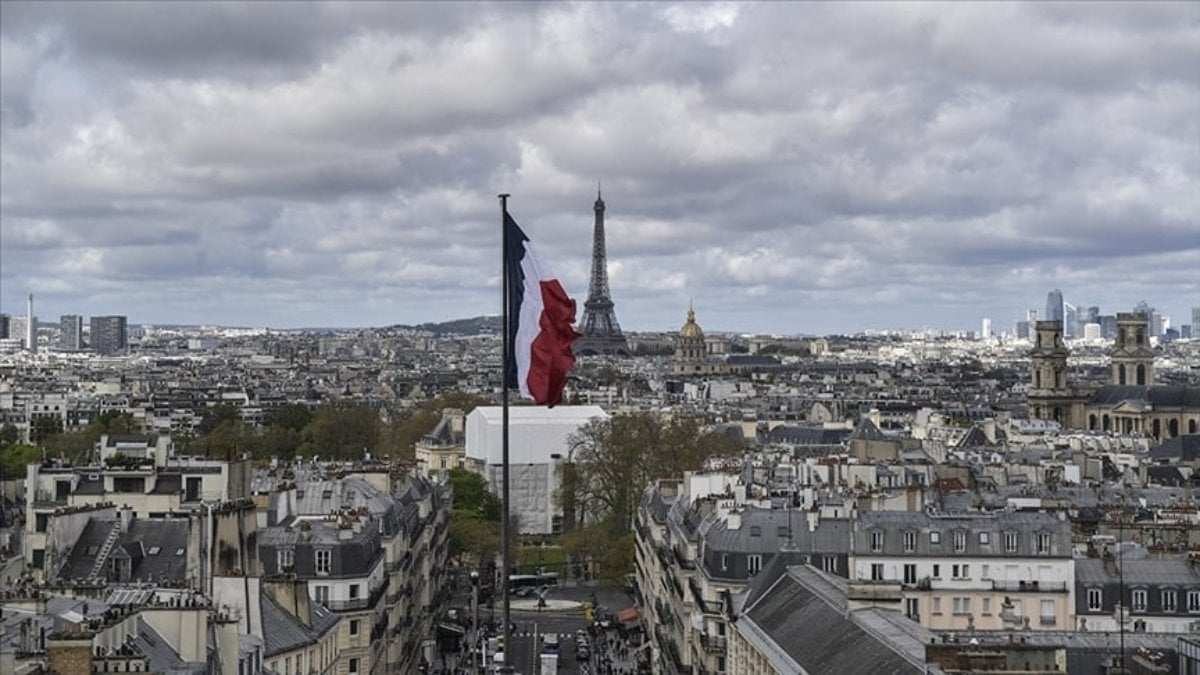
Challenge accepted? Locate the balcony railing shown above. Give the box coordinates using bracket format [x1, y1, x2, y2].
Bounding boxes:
[991, 580, 1067, 593]
[700, 634, 727, 655]
[688, 579, 723, 615]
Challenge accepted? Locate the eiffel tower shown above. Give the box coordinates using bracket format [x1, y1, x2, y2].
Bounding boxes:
[575, 187, 628, 356]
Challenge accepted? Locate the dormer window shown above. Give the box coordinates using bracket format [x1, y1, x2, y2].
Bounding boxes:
[869, 530, 884, 552]
[953, 531, 967, 553]
[929, 531, 941, 545]
[278, 547, 294, 571]
[903, 531, 917, 553]
[750, 526, 762, 537]
[315, 549, 331, 575]
[1004, 531, 1018, 553]
[1036, 533, 1052, 555]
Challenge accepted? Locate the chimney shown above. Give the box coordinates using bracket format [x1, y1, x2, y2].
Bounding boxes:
[261, 577, 312, 628]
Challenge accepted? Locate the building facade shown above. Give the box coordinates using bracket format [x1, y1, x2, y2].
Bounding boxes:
[90, 315, 129, 355]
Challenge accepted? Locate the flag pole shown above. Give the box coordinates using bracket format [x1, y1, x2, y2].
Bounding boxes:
[498, 192, 512, 669]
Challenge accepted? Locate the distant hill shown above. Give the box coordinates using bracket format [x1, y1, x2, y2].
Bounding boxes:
[386, 315, 501, 336]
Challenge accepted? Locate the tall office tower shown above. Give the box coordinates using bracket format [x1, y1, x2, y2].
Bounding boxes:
[1027, 309, 1038, 323]
[1100, 315, 1118, 339]
[59, 314, 84, 351]
[0, 313, 9, 339]
[980, 317, 992, 339]
[1150, 312, 1165, 337]
[574, 187, 628, 356]
[1193, 306, 1200, 331]
[27, 293, 37, 353]
[1063, 302, 1078, 339]
[1016, 320, 1031, 340]
[1084, 306, 1100, 325]
[1111, 312, 1155, 386]
[89, 315, 129, 355]
[1045, 290, 1063, 324]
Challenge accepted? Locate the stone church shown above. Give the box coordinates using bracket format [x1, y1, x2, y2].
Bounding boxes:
[1028, 312, 1200, 442]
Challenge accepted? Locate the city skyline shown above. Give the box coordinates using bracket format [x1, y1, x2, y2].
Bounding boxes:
[2, 2, 1197, 334]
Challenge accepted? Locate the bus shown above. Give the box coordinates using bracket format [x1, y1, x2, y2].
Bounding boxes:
[508, 572, 559, 595]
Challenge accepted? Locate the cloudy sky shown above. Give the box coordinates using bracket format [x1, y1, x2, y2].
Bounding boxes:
[2, 2, 1197, 335]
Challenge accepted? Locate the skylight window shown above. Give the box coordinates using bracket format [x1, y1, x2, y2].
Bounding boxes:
[148, 546, 162, 555]
[175, 548, 185, 556]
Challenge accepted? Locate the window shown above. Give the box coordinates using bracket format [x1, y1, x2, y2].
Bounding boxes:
[1040, 599, 1056, 625]
[981, 564, 990, 580]
[1004, 531, 1018, 553]
[822, 555, 837, 574]
[932, 597, 942, 614]
[952, 597, 972, 615]
[1162, 590, 1177, 613]
[314, 585, 329, 605]
[348, 657, 359, 675]
[1036, 533, 1052, 555]
[1188, 590, 1200, 613]
[929, 532, 941, 545]
[1087, 588, 1102, 612]
[750, 526, 761, 537]
[905, 598, 919, 619]
[982, 598, 991, 614]
[315, 549, 331, 575]
[748, 554, 762, 575]
[903, 531, 917, 553]
[953, 531, 967, 553]
[951, 564, 969, 579]
[721, 554, 728, 570]
[349, 619, 360, 636]
[932, 564, 941, 579]
[1132, 589, 1147, 612]
[978, 531, 990, 546]
[278, 548, 294, 571]
[870, 530, 884, 552]
[903, 564, 917, 585]
[349, 583, 360, 599]
[35, 513, 49, 532]
[871, 563, 884, 581]
[148, 546, 161, 555]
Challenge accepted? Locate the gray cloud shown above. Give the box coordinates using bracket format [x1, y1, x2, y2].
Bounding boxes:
[2, 2, 1197, 333]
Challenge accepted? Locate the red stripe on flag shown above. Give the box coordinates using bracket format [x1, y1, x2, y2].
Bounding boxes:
[527, 280, 580, 407]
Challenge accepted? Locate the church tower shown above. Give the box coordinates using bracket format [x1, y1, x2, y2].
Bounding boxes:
[1110, 312, 1155, 386]
[1028, 320, 1072, 424]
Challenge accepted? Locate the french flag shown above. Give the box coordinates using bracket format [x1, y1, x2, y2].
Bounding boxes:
[504, 213, 580, 407]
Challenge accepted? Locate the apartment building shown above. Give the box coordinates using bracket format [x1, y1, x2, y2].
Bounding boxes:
[849, 510, 1075, 631]
[636, 475, 852, 675]
[1075, 555, 1200, 634]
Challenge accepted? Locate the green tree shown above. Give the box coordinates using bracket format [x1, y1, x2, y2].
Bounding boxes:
[197, 404, 242, 436]
[265, 403, 313, 432]
[0, 443, 40, 478]
[0, 423, 19, 447]
[447, 467, 501, 521]
[565, 412, 742, 534]
[448, 513, 501, 567]
[29, 416, 63, 444]
[379, 392, 489, 460]
[304, 401, 380, 459]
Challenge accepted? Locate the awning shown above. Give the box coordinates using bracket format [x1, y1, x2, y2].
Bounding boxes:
[616, 606, 639, 623]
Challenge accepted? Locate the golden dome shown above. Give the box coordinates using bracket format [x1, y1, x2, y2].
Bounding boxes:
[679, 303, 704, 340]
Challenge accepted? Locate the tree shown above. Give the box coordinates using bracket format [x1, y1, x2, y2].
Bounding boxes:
[304, 401, 380, 460]
[197, 404, 242, 436]
[565, 412, 742, 534]
[29, 416, 63, 444]
[447, 467, 501, 521]
[265, 403, 313, 432]
[379, 392, 489, 460]
[0, 443, 40, 477]
[0, 423, 19, 447]
[448, 513, 501, 567]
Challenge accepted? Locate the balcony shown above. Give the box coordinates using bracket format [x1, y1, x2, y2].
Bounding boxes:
[688, 579, 723, 615]
[991, 580, 1067, 593]
[699, 634, 727, 655]
[672, 546, 696, 571]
